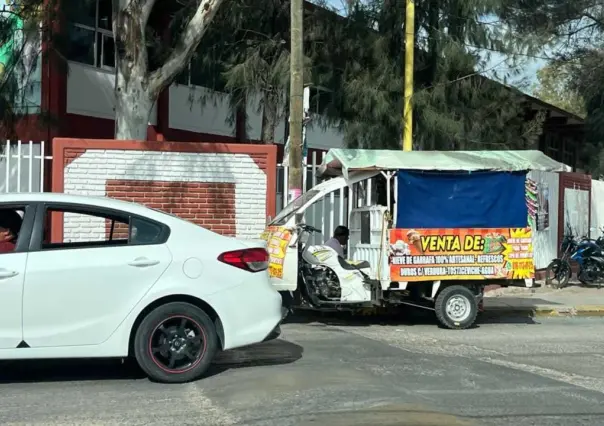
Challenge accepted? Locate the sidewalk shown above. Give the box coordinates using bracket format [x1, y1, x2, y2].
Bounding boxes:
[484, 284, 604, 318]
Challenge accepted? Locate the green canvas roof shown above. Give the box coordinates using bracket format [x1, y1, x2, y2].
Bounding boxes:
[319, 149, 571, 179]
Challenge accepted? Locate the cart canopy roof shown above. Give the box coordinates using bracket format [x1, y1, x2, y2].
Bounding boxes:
[319, 149, 570, 179]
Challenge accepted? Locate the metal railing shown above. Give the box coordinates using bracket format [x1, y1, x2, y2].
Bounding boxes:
[276, 151, 376, 244]
[0, 140, 52, 193]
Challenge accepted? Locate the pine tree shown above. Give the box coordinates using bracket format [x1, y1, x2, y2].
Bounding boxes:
[502, 0, 604, 174]
[191, 0, 317, 143]
[196, 0, 294, 143]
[306, 0, 547, 150]
[186, 0, 547, 149]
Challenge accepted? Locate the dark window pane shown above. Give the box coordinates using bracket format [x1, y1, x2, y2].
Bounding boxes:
[175, 65, 190, 85]
[309, 87, 330, 115]
[189, 55, 205, 86]
[69, 0, 96, 27]
[97, 32, 115, 68]
[129, 217, 162, 245]
[98, 0, 112, 31]
[189, 54, 225, 91]
[67, 25, 95, 65]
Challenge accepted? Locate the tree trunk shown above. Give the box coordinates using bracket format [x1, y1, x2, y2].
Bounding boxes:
[110, 0, 227, 140]
[115, 68, 153, 140]
[261, 90, 278, 143]
[113, 4, 151, 140]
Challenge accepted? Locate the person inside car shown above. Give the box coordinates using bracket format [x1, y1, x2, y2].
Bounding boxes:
[324, 225, 349, 258]
[0, 209, 22, 253]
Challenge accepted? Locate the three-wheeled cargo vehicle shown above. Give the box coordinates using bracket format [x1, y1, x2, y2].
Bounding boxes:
[262, 149, 569, 329]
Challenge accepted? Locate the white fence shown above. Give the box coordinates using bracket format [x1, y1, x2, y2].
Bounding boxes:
[276, 151, 377, 245]
[0, 140, 52, 193]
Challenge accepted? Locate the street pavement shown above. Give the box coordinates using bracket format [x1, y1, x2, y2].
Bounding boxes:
[1, 315, 604, 425]
[485, 285, 604, 317]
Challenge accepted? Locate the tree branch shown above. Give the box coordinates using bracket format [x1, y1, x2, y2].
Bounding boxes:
[148, 0, 226, 97]
[583, 12, 604, 28]
[140, 0, 157, 27]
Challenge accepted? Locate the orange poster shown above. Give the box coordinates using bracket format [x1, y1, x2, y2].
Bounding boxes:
[389, 228, 534, 281]
[261, 226, 292, 278]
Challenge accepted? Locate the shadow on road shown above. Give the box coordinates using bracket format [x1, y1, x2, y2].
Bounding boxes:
[0, 339, 303, 384]
[206, 339, 303, 378]
[0, 358, 145, 383]
[284, 306, 539, 328]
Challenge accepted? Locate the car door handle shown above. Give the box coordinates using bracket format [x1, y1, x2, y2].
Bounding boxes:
[128, 258, 160, 268]
[0, 269, 18, 278]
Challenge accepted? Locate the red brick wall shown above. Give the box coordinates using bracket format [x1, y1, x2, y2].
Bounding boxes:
[51, 139, 278, 243]
[105, 180, 236, 236]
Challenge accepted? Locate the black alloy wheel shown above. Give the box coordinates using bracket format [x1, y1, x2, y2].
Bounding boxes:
[134, 302, 218, 383]
[149, 316, 206, 372]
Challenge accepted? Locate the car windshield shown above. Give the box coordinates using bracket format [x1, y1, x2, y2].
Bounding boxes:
[271, 189, 320, 225]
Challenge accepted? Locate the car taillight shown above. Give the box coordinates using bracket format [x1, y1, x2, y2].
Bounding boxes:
[217, 248, 269, 272]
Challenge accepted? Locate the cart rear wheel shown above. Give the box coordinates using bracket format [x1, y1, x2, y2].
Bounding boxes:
[434, 285, 478, 330]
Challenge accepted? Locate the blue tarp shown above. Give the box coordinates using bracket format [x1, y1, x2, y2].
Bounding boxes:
[395, 171, 528, 229]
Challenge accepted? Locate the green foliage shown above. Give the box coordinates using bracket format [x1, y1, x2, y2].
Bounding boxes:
[502, 0, 604, 174]
[0, 0, 47, 137]
[532, 63, 586, 118]
[564, 49, 604, 177]
[306, 0, 545, 149]
[188, 0, 547, 147]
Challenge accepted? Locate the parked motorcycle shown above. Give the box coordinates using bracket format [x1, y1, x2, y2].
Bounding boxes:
[572, 237, 604, 288]
[546, 227, 604, 289]
[545, 233, 576, 289]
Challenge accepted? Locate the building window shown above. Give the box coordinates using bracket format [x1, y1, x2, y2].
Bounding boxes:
[66, 0, 115, 70]
[175, 51, 226, 92]
[561, 137, 575, 169]
[308, 86, 331, 115]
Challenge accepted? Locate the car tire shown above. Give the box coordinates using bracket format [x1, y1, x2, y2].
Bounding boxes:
[134, 302, 218, 384]
[434, 285, 478, 330]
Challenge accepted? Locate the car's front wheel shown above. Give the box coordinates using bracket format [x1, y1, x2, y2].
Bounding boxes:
[134, 302, 218, 383]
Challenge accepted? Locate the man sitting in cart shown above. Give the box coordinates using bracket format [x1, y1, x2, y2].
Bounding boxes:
[325, 225, 349, 258]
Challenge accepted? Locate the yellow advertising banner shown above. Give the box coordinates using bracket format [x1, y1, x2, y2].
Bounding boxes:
[389, 227, 534, 281]
[261, 226, 292, 278]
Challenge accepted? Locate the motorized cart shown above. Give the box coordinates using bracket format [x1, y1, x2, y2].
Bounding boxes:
[262, 149, 569, 329]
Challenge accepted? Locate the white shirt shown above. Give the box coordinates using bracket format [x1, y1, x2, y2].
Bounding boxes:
[325, 237, 344, 258]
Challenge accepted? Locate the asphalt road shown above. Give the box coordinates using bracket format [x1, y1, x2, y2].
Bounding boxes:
[1, 315, 604, 425]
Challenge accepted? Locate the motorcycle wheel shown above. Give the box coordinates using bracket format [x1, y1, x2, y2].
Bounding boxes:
[578, 261, 600, 286]
[545, 260, 571, 289]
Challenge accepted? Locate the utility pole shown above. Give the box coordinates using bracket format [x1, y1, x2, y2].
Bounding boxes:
[403, 0, 415, 152]
[288, 0, 304, 202]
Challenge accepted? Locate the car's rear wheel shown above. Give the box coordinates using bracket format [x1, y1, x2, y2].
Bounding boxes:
[434, 285, 478, 330]
[134, 302, 218, 383]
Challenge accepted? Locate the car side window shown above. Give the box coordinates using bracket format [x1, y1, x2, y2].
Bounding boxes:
[129, 217, 163, 245]
[0, 207, 25, 254]
[42, 206, 166, 250]
[43, 207, 130, 250]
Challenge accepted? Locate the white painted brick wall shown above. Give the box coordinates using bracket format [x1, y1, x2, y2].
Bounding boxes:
[64, 150, 267, 241]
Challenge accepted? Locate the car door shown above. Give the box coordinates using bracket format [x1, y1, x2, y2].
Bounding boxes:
[0, 204, 34, 349]
[22, 204, 173, 348]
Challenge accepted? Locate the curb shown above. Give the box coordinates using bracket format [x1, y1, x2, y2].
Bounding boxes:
[483, 305, 604, 318]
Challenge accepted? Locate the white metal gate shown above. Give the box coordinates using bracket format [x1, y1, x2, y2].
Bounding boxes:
[276, 151, 377, 245]
[0, 140, 52, 193]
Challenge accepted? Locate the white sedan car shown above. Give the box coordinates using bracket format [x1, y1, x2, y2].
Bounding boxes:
[0, 193, 284, 383]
